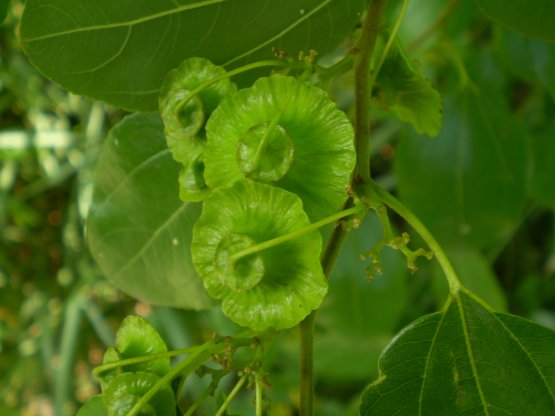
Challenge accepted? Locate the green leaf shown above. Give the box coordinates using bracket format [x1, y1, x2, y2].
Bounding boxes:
[394, 87, 528, 249]
[204, 75, 355, 221]
[87, 113, 212, 309]
[360, 289, 555, 415]
[375, 38, 442, 137]
[20, 0, 365, 111]
[76, 396, 108, 416]
[477, 0, 555, 42]
[192, 179, 327, 331]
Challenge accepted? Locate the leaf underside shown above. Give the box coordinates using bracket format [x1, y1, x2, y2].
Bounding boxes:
[360, 289, 555, 415]
[87, 113, 212, 310]
[477, 0, 555, 43]
[20, 0, 365, 110]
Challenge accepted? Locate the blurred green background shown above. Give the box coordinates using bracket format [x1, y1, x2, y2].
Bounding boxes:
[1, 1, 555, 415]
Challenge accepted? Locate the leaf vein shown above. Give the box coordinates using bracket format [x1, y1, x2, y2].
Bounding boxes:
[223, 0, 333, 67]
[23, 0, 228, 43]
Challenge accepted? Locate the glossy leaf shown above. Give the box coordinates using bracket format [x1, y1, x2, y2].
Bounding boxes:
[20, 0, 365, 111]
[76, 396, 108, 416]
[360, 289, 555, 415]
[204, 75, 355, 221]
[477, 0, 555, 42]
[87, 113, 212, 309]
[192, 179, 327, 331]
[375, 38, 442, 137]
[394, 87, 527, 249]
[103, 372, 176, 416]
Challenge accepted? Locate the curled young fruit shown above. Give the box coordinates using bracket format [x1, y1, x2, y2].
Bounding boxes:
[191, 179, 327, 331]
[204, 74, 356, 221]
[159, 57, 237, 201]
[103, 372, 175, 416]
[172, 139, 209, 201]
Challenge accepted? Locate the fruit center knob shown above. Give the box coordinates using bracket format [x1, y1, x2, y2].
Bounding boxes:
[236, 121, 294, 182]
[215, 233, 265, 291]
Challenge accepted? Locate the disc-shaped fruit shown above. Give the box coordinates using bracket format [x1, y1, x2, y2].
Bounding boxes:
[192, 180, 327, 331]
[204, 74, 355, 221]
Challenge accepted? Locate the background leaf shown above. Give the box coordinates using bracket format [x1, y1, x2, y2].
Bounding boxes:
[477, 0, 555, 42]
[87, 113, 212, 309]
[315, 213, 408, 382]
[20, 0, 365, 111]
[361, 289, 555, 415]
[394, 85, 528, 249]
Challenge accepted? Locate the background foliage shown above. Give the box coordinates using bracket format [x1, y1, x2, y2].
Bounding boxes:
[1, 0, 555, 414]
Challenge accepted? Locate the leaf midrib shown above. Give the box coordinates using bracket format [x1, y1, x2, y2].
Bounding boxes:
[456, 291, 491, 416]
